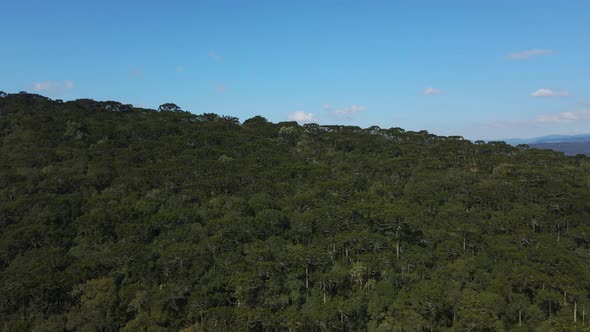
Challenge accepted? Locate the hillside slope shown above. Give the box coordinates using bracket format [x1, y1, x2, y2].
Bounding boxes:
[1, 93, 590, 331]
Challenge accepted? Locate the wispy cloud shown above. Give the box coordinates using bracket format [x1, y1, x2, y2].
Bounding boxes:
[33, 80, 74, 93]
[215, 83, 226, 94]
[176, 66, 185, 73]
[333, 105, 366, 116]
[129, 68, 143, 78]
[481, 109, 590, 130]
[208, 51, 222, 62]
[536, 110, 590, 123]
[322, 104, 333, 111]
[288, 111, 315, 123]
[531, 88, 569, 97]
[480, 120, 531, 129]
[506, 49, 553, 60]
[423, 87, 442, 96]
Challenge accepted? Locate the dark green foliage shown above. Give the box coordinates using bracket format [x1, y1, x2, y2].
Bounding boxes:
[1, 92, 590, 331]
[158, 103, 182, 112]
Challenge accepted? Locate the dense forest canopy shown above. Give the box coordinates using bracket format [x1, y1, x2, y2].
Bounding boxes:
[1, 92, 590, 331]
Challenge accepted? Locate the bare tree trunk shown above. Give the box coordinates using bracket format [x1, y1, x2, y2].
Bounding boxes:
[396, 229, 401, 261]
[332, 243, 336, 261]
[463, 233, 466, 254]
[305, 265, 309, 297]
[519, 309, 522, 327]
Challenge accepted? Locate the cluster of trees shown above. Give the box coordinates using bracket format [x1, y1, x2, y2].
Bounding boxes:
[1, 93, 590, 331]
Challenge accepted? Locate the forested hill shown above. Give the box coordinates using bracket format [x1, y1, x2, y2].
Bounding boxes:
[2, 92, 590, 331]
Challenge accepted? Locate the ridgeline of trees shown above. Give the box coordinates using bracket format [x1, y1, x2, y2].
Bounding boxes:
[1, 92, 590, 331]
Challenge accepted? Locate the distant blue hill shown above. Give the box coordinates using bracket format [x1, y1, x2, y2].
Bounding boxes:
[491, 134, 590, 156]
[528, 142, 590, 156]
[502, 134, 590, 145]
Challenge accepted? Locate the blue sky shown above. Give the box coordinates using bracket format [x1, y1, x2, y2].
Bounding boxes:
[1, 1, 589, 139]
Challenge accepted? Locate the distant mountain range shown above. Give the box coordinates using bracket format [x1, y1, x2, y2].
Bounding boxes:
[502, 134, 590, 145]
[497, 134, 590, 156]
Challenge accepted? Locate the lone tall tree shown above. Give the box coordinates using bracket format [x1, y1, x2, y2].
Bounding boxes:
[158, 103, 182, 112]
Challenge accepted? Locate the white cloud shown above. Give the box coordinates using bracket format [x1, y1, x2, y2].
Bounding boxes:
[481, 120, 526, 130]
[215, 83, 226, 94]
[423, 87, 442, 95]
[288, 111, 315, 123]
[322, 104, 333, 111]
[530, 88, 569, 97]
[129, 68, 143, 78]
[333, 105, 366, 116]
[506, 49, 553, 60]
[208, 51, 222, 62]
[572, 129, 590, 134]
[536, 110, 590, 123]
[33, 80, 74, 92]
